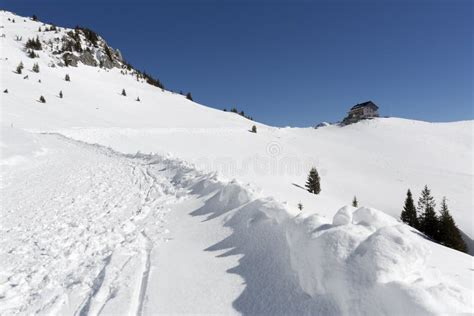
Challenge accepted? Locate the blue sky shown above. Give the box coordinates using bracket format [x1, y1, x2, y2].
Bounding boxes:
[3, 0, 472, 126]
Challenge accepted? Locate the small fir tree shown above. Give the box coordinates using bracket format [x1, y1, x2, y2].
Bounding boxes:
[417, 185, 438, 240]
[401, 189, 418, 228]
[186, 92, 193, 101]
[121, 89, 127, 96]
[65, 74, 70, 81]
[27, 49, 37, 58]
[438, 197, 468, 253]
[32, 63, 39, 73]
[59, 90, 63, 98]
[136, 96, 140, 102]
[352, 196, 358, 207]
[39, 95, 46, 103]
[305, 167, 321, 194]
[251, 125, 257, 133]
[3, 89, 8, 93]
[16, 61, 24, 74]
[297, 202, 303, 211]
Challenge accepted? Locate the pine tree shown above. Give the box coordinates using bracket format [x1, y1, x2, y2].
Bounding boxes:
[25, 36, 42, 50]
[251, 125, 257, 133]
[352, 196, 358, 207]
[65, 74, 70, 81]
[401, 189, 418, 228]
[136, 96, 140, 102]
[121, 89, 127, 96]
[32, 63, 39, 73]
[186, 92, 193, 101]
[305, 167, 321, 194]
[3, 89, 8, 93]
[16, 62, 24, 74]
[417, 185, 438, 240]
[438, 197, 468, 253]
[297, 202, 303, 211]
[39, 95, 46, 103]
[59, 90, 63, 98]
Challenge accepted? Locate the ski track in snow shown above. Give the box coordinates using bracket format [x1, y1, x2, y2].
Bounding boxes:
[1, 134, 180, 315]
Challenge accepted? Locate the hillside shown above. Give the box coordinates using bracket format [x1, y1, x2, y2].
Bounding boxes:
[1, 10, 473, 315]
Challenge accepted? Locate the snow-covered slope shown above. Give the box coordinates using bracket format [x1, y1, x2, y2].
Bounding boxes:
[1, 10, 473, 315]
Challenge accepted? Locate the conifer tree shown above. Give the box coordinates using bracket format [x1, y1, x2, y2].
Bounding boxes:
[438, 197, 468, 253]
[32, 63, 39, 73]
[59, 90, 63, 98]
[121, 89, 127, 96]
[417, 185, 438, 240]
[39, 95, 46, 103]
[401, 189, 418, 228]
[352, 196, 358, 207]
[16, 61, 24, 74]
[65, 74, 70, 81]
[186, 92, 193, 101]
[305, 167, 321, 194]
[251, 125, 257, 133]
[298, 202, 303, 211]
[136, 96, 140, 102]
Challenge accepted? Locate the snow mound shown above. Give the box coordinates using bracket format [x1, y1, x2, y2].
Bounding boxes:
[286, 207, 471, 315]
[332, 205, 354, 226]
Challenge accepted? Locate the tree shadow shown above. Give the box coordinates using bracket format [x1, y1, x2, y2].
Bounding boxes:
[292, 183, 306, 190]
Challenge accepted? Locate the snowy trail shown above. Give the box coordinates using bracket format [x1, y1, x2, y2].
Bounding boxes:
[1, 133, 306, 315]
[1, 133, 183, 315]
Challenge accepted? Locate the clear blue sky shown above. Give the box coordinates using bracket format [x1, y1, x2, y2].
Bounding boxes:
[3, 0, 473, 126]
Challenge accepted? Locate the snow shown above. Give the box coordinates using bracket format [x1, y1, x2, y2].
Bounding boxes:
[333, 205, 354, 226]
[1, 10, 473, 315]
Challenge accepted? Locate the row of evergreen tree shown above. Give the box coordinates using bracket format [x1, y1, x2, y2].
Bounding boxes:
[223, 107, 254, 121]
[25, 36, 42, 50]
[400, 186, 467, 253]
[15, 61, 40, 74]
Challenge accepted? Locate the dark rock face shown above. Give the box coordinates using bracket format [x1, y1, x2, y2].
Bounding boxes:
[79, 51, 97, 67]
[62, 53, 79, 67]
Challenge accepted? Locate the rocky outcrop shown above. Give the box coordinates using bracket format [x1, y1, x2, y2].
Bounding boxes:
[79, 50, 97, 67]
[61, 53, 79, 67]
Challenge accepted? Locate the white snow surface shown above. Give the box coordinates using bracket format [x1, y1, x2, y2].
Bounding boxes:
[1, 11, 473, 315]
